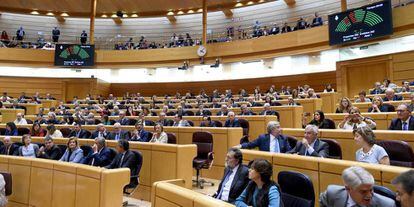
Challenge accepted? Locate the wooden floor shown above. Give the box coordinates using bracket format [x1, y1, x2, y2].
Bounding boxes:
[126, 178, 221, 206]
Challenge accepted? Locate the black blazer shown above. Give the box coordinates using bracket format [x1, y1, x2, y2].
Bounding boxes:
[0, 144, 19, 156]
[68, 129, 90, 138]
[105, 150, 136, 170]
[90, 130, 109, 139]
[389, 116, 414, 130]
[85, 147, 112, 167]
[217, 111, 229, 116]
[118, 118, 130, 126]
[288, 139, 329, 158]
[38, 145, 62, 160]
[241, 134, 292, 153]
[213, 164, 249, 203]
[108, 130, 130, 140]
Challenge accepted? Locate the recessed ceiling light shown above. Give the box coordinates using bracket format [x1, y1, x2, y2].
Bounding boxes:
[167, 11, 174, 15]
[187, 10, 194, 14]
[30, 11, 39, 15]
[177, 11, 184, 15]
[197, 8, 203, 12]
[235, 3, 243, 7]
[61, 12, 69, 17]
[111, 14, 117, 18]
[131, 14, 138, 17]
[46, 12, 54, 16]
[123, 14, 129, 17]
[247, 1, 254, 5]
[101, 14, 108, 18]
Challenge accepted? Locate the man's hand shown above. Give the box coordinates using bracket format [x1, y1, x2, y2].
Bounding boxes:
[302, 138, 310, 149]
[92, 144, 98, 153]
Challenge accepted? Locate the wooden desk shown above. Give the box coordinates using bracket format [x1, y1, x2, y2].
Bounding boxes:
[348, 101, 410, 113]
[0, 108, 25, 123]
[0, 155, 129, 207]
[318, 92, 338, 113]
[39, 99, 58, 108]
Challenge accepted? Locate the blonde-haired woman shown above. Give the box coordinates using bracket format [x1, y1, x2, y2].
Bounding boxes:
[336, 97, 353, 113]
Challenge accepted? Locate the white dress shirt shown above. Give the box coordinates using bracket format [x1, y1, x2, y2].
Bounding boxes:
[220, 165, 239, 202]
[346, 194, 357, 207]
[14, 118, 27, 125]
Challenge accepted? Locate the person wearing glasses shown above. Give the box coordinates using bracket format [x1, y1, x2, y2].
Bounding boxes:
[389, 104, 414, 130]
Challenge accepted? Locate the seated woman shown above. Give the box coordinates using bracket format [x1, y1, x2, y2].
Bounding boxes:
[31, 123, 45, 137]
[59, 137, 84, 163]
[149, 123, 168, 143]
[235, 159, 281, 207]
[18, 134, 39, 158]
[355, 90, 371, 103]
[354, 126, 390, 165]
[4, 122, 18, 136]
[335, 97, 353, 113]
[46, 125, 63, 138]
[338, 107, 377, 130]
[302, 110, 336, 129]
[323, 84, 335, 93]
[368, 96, 392, 113]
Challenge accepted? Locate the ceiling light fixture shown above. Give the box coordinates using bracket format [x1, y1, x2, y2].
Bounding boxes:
[187, 10, 194, 14]
[30, 11, 39, 15]
[111, 14, 118, 18]
[235, 3, 243, 7]
[167, 11, 174, 15]
[46, 12, 54, 16]
[197, 8, 203, 12]
[61, 12, 69, 17]
[101, 14, 108, 18]
[247, 1, 254, 5]
[177, 11, 184, 15]
[131, 14, 138, 17]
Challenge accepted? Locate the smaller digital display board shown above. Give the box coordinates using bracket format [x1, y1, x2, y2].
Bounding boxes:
[54, 44, 95, 67]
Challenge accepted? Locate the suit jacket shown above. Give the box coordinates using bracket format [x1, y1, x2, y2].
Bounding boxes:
[320, 185, 396, 207]
[224, 118, 240, 127]
[91, 130, 109, 139]
[259, 110, 277, 116]
[216, 111, 229, 116]
[108, 130, 130, 140]
[241, 134, 292, 153]
[173, 120, 191, 127]
[195, 110, 212, 116]
[0, 144, 19, 156]
[388, 116, 414, 130]
[200, 121, 217, 127]
[118, 118, 130, 125]
[383, 95, 403, 101]
[68, 129, 90, 138]
[105, 150, 136, 170]
[130, 129, 150, 142]
[38, 145, 62, 160]
[213, 165, 250, 203]
[370, 89, 385, 94]
[288, 138, 329, 158]
[85, 147, 112, 167]
[239, 111, 254, 116]
[158, 119, 173, 126]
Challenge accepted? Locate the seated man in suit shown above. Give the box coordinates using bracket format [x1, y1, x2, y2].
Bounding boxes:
[211, 99, 221, 109]
[389, 103, 414, 130]
[172, 114, 191, 127]
[259, 103, 278, 116]
[45, 93, 56, 100]
[287, 97, 300, 106]
[224, 111, 240, 127]
[46, 112, 60, 125]
[0, 136, 19, 155]
[130, 121, 150, 142]
[85, 137, 112, 167]
[14, 113, 27, 125]
[213, 148, 249, 203]
[370, 82, 385, 94]
[195, 105, 212, 116]
[176, 105, 187, 116]
[320, 166, 396, 207]
[68, 123, 90, 138]
[37, 136, 62, 160]
[288, 124, 329, 157]
[200, 115, 217, 127]
[91, 123, 109, 139]
[217, 104, 229, 116]
[237, 121, 291, 153]
[383, 88, 403, 101]
[392, 170, 414, 207]
[158, 112, 172, 126]
[108, 123, 130, 140]
[239, 104, 254, 116]
[117, 111, 130, 125]
[311, 12, 323, 27]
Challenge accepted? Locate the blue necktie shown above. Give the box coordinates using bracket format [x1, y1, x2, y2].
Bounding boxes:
[403, 122, 408, 131]
[274, 138, 280, 153]
[217, 169, 233, 199]
[116, 133, 120, 140]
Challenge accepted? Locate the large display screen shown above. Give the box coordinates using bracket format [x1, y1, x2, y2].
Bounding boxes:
[54, 44, 95, 67]
[328, 0, 393, 45]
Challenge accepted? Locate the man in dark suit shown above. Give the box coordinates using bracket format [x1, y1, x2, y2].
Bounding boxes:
[130, 121, 150, 142]
[68, 123, 90, 138]
[259, 103, 278, 116]
[281, 22, 292, 33]
[288, 124, 329, 157]
[320, 166, 396, 207]
[172, 114, 191, 127]
[370, 82, 385, 94]
[211, 99, 221, 109]
[91, 124, 109, 139]
[105, 140, 138, 185]
[200, 116, 217, 127]
[239, 104, 254, 116]
[224, 112, 241, 127]
[0, 136, 19, 156]
[158, 112, 173, 126]
[195, 105, 212, 116]
[389, 104, 414, 130]
[108, 123, 130, 140]
[239, 121, 291, 153]
[118, 111, 130, 125]
[37, 136, 62, 160]
[383, 88, 403, 101]
[392, 170, 414, 207]
[213, 148, 249, 203]
[311, 12, 323, 27]
[85, 137, 112, 167]
[217, 105, 229, 116]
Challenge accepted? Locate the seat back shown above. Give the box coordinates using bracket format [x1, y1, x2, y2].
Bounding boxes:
[17, 127, 30, 136]
[285, 135, 298, 149]
[187, 120, 194, 127]
[167, 133, 177, 144]
[281, 193, 312, 207]
[80, 145, 93, 157]
[192, 131, 213, 160]
[94, 119, 102, 125]
[129, 150, 143, 187]
[185, 111, 194, 116]
[238, 118, 249, 136]
[213, 120, 223, 127]
[108, 148, 118, 161]
[166, 111, 176, 116]
[60, 127, 72, 138]
[377, 140, 414, 167]
[0, 172, 12, 196]
[325, 119, 336, 129]
[373, 185, 397, 204]
[320, 138, 342, 159]
[146, 120, 155, 126]
[57, 144, 67, 153]
[26, 119, 33, 124]
[84, 130, 92, 139]
[129, 119, 137, 126]
[0, 128, 5, 135]
[278, 171, 315, 207]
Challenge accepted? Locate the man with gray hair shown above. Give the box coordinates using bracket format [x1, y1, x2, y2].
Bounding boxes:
[320, 166, 396, 207]
[84, 137, 112, 167]
[91, 123, 109, 139]
[288, 124, 329, 157]
[224, 111, 240, 127]
[236, 121, 291, 153]
[389, 103, 414, 130]
[392, 170, 414, 207]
